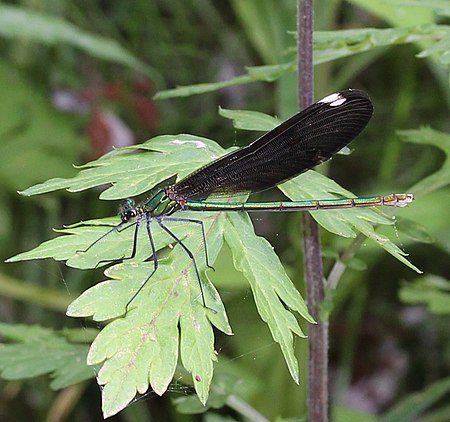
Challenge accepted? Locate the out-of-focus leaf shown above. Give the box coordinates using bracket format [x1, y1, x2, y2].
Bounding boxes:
[398, 128, 450, 196]
[219, 107, 280, 131]
[0, 323, 94, 389]
[333, 405, 377, 422]
[344, 256, 368, 271]
[380, 376, 450, 422]
[314, 25, 449, 65]
[156, 25, 448, 99]
[154, 63, 295, 99]
[0, 62, 83, 190]
[399, 275, 450, 315]
[348, 0, 434, 26]
[0, 5, 150, 74]
[403, 0, 450, 18]
[230, 0, 296, 64]
[394, 216, 434, 243]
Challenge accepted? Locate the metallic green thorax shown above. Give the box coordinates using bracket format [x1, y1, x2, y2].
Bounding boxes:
[144, 190, 181, 217]
[119, 190, 181, 223]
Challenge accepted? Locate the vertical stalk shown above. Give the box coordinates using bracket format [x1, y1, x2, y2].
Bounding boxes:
[298, 1, 329, 421]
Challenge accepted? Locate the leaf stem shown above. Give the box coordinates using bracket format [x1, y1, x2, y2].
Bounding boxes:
[326, 234, 367, 290]
[226, 394, 270, 422]
[0, 273, 71, 311]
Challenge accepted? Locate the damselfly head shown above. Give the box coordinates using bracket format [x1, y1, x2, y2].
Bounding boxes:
[119, 198, 138, 223]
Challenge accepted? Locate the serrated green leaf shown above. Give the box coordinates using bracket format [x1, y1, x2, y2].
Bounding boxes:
[18, 135, 225, 199]
[73, 262, 228, 416]
[218, 107, 281, 131]
[63, 210, 231, 416]
[6, 220, 125, 266]
[314, 25, 449, 65]
[179, 304, 217, 405]
[156, 25, 448, 99]
[347, 1, 450, 85]
[280, 172, 421, 273]
[224, 212, 313, 383]
[0, 323, 94, 389]
[9, 117, 420, 412]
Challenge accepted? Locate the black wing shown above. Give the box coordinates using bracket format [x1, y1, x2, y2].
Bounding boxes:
[172, 89, 373, 200]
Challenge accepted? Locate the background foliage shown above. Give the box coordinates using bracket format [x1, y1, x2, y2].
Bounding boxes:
[1, 0, 449, 421]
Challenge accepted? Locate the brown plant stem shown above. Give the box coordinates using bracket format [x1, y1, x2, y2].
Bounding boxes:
[298, 1, 329, 421]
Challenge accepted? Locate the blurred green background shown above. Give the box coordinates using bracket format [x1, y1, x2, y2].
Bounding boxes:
[1, 1, 449, 421]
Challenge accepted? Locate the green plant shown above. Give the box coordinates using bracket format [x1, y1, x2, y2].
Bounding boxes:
[1, 1, 450, 420]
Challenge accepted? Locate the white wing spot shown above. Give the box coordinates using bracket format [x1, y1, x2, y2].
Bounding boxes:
[318, 92, 346, 106]
[329, 98, 346, 106]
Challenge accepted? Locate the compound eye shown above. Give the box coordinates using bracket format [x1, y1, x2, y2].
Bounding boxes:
[121, 209, 137, 222]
